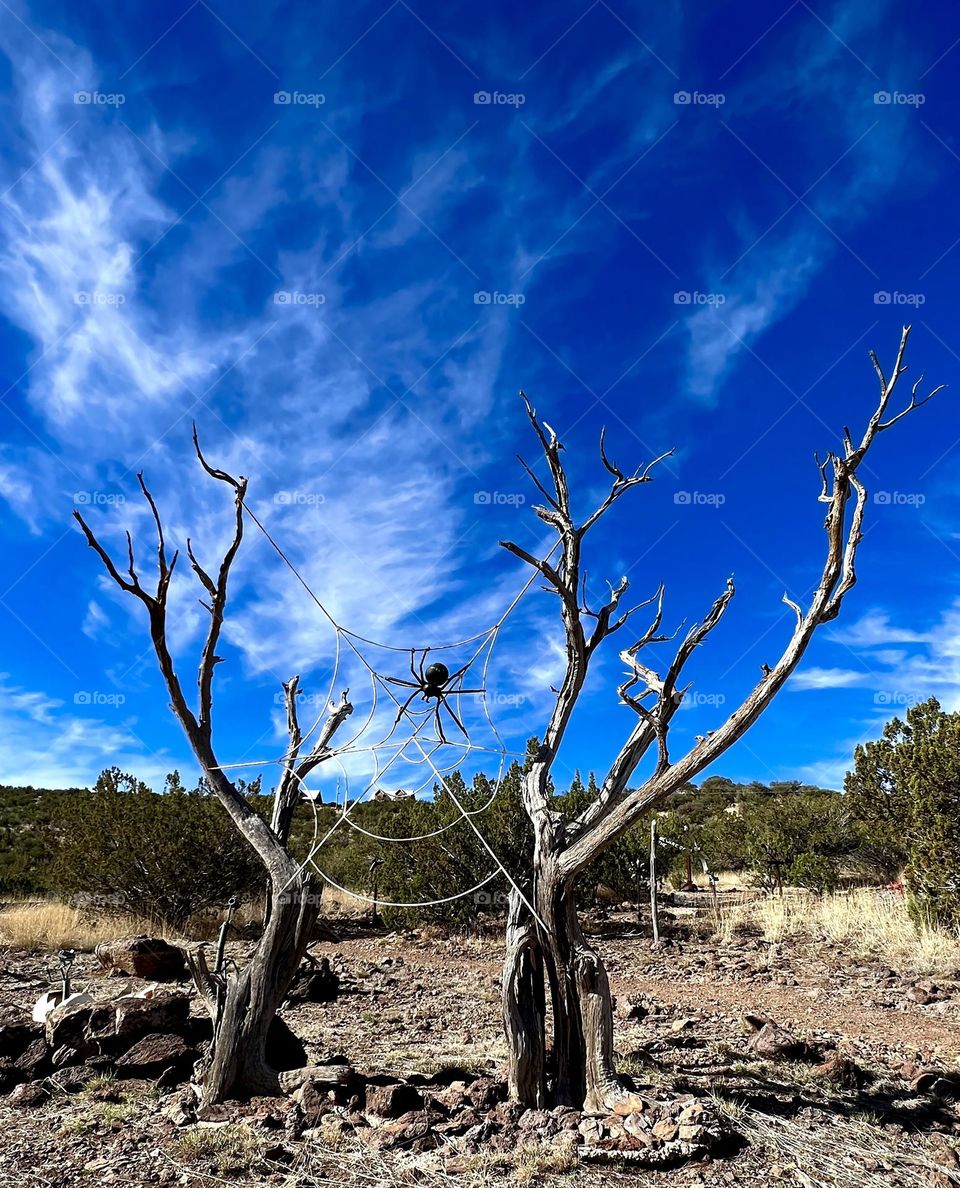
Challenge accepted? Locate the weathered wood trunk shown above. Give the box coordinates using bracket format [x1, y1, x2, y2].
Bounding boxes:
[502, 870, 618, 1113]
[190, 876, 318, 1105]
[501, 889, 546, 1106]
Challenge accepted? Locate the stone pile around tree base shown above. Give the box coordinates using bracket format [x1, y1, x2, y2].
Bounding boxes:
[157, 1060, 728, 1168]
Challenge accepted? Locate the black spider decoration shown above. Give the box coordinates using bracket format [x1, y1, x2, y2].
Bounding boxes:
[385, 651, 484, 743]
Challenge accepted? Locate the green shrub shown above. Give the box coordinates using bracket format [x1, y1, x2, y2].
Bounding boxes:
[52, 768, 264, 927]
[847, 698, 960, 928]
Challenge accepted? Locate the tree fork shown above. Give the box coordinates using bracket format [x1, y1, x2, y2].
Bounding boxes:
[74, 427, 351, 1104]
[499, 327, 944, 1112]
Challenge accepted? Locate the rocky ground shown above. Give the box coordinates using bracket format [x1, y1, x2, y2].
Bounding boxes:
[1, 913, 960, 1187]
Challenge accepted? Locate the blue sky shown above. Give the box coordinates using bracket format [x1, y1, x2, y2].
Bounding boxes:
[1, 0, 959, 797]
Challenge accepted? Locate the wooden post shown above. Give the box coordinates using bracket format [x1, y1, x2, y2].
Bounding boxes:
[649, 818, 660, 945]
[369, 857, 384, 925]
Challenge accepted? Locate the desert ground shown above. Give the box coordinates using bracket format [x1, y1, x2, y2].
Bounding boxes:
[1, 894, 959, 1188]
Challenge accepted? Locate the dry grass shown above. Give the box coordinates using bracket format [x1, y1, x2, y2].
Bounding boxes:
[715, 887, 960, 975]
[319, 884, 365, 912]
[0, 886, 367, 955]
[0, 896, 281, 952]
[175, 1124, 264, 1176]
[0, 900, 177, 952]
[166, 1127, 579, 1188]
[276, 1135, 576, 1188]
[716, 1096, 959, 1187]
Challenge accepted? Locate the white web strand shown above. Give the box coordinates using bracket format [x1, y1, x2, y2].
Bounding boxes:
[223, 501, 557, 925]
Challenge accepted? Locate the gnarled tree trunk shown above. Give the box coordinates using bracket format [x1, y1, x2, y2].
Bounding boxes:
[188, 873, 319, 1104]
[75, 435, 353, 1107]
[503, 872, 620, 1113]
[499, 331, 941, 1113]
[502, 887, 546, 1106]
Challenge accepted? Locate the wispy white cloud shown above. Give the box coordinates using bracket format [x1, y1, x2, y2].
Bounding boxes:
[0, 13, 557, 791]
[790, 665, 869, 691]
[677, 0, 931, 401]
[0, 672, 178, 788]
[831, 608, 934, 648]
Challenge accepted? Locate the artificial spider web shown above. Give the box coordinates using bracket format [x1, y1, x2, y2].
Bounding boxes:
[212, 501, 556, 924]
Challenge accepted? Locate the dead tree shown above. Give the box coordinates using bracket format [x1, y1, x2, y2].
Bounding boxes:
[74, 429, 353, 1106]
[500, 325, 943, 1112]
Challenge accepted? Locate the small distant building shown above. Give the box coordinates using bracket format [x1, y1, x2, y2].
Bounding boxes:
[373, 788, 414, 802]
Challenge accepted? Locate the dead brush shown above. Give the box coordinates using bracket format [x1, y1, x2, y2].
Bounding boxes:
[714, 888, 960, 975]
[274, 1135, 577, 1188]
[714, 1096, 959, 1187]
[0, 900, 167, 952]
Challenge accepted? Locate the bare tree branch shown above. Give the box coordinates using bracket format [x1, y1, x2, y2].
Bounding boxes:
[75, 434, 294, 884]
[502, 396, 674, 826]
[556, 324, 943, 879]
[272, 684, 353, 846]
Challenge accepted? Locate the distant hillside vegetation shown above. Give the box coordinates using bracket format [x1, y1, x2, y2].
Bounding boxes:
[0, 765, 854, 925]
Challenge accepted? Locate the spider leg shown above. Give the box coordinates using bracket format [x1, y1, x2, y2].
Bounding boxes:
[391, 688, 421, 729]
[385, 676, 420, 688]
[440, 695, 470, 741]
[443, 657, 476, 684]
[432, 701, 449, 746]
[410, 648, 420, 684]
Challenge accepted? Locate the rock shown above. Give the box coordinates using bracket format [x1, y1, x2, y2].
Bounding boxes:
[928, 1133, 960, 1169]
[46, 1063, 98, 1093]
[95, 936, 187, 981]
[907, 979, 945, 1005]
[362, 1109, 434, 1151]
[13, 1036, 50, 1079]
[611, 1091, 648, 1116]
[907, 1065, 960, 1096]
[279, 1064, 353, 1094]
[45, 1000, 107, 1056]
[9, 1079, 49, 1107]
[516, 1107, 556, 1134]
[160, 1088, 197, 1126]
[578, 1117, 604, 1145]
[285, 957, 340, 1004]
[465, 1076, 501, 1109]
[744, 1014, 808, 1060]
[577, 1095, 724, 1166]
[910, 1068, 940, 1093]
[488, 1099, 525, 1127]
[365, 1081, 424, 1118]
[435, 1107, 486, 1136]
[622, 1112, 652, 1142]
[0, 1057, 23, 1093]
[652, 1117, 679, 1141]
[0, 1005, 40, 1058]
[813, 1049, 869, 1088]
[51, 1045, 85, 1069]
[113, 994, 190, 1045]
[616, 995, 649, 1021]
[116, 1033, 196, 1079]
[294, 1079, 335, 1126]
[431, 1080, 471, 1110]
